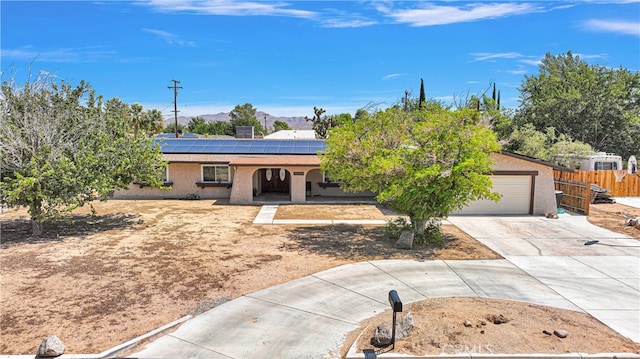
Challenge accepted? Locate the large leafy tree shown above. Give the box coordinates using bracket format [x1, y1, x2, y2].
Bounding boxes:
[504, 124, 593, 167]
[229, 103, 264, 135]
[321, 105, 500, 235]
[163, 122, 185, 135]
[0, 75, 166, 236]
[186, 116, 233, 136]
[187, 116, 208, 133]
[517, 51, 640, 159]
[272, 120, 291, 132]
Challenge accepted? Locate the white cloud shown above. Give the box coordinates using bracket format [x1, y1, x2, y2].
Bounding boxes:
[383, 73, 403, 80]
[581, 19, 640, 36]
[143, 28, 197, 47]
[143, 0, 316, 18]
[574, 52, 609, 60]
[507, 68, 529, 75]
[519, 58, 542, 66]
[471, 52, 523, 62]
[321, 18, 377, 28]
[1, 46, 116, 63]
[381, 3, 540, 26]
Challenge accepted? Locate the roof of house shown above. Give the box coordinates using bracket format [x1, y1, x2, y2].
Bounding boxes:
[155, 138, 573, 172]
[155, 138, 326, 155]
[500, 151, 574, 171]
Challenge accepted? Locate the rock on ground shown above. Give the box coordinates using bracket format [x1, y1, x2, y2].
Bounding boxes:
[37, 335, 65, 357]
[394, 230, 414, 249]
[371, 312, 414, 347]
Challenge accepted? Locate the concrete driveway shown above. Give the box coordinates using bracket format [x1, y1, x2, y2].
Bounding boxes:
[128, 214, 639, 358]
[448, 214, 640, 343]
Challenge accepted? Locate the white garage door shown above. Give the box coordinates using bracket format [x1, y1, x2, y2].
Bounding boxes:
[457, 175, 532, 215]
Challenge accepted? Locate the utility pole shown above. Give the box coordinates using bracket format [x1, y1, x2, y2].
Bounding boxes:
[168, 80, 182, 138]
[264, 114, 267, 136]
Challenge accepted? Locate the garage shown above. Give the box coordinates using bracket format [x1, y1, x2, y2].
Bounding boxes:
[457, 175, 533, 215]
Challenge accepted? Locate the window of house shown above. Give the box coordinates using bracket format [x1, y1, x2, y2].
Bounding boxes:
[202, 165, 230, 182]
[323, 172, 336, 183]
[160, 166, 169, 182]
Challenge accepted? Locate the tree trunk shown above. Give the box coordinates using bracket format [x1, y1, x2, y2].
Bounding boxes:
[31, 219, 43, 237]
[28, 200, 44, 236]
[412, 217, 428, 235]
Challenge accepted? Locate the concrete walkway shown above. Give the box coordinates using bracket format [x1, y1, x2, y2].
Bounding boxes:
[130, 213, 639, 358]
[615, 196, 640, 209]
[253, 204, 387, 225]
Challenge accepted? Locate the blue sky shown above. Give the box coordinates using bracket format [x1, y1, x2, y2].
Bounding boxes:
[2, 1, 639, 118]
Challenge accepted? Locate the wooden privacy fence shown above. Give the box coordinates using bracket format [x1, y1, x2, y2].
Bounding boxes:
[554, 178, 590, 215]
[554, 170, 640, 197]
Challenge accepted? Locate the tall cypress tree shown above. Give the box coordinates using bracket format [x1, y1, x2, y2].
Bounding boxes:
[418, 78, 426, 109]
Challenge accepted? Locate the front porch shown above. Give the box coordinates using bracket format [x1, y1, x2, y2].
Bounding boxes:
[229, 156, 374, 204]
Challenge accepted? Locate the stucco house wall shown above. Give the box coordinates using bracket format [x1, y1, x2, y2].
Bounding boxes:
[113, 161, 234, 199]
[305, 169, 375, 198]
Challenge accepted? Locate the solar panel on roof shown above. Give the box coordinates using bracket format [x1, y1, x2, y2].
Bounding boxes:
[156, 138, 326, 154]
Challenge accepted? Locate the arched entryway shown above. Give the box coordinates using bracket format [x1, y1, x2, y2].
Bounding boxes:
[254, 168, 291, 202]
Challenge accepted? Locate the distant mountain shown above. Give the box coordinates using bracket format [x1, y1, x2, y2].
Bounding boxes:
[168, 111, 312, 130]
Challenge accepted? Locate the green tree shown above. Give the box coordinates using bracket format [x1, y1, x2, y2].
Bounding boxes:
[187, 117, 233, 136]
[187, 116, 208, 133]
[229, 103, 264, 135]
[163, 122, 185, 135]
[465, 85, 513, 142]
[207, 121, 234, 136]
[418, 78, 426, 109]
[0, 75, 166, 236]
[145, 108, 165, 134]
[305, 107, 351, 139]
[130, 103, 145, 135]
[125, 103, 164, 136]
[272, 120, 291, 132]
[517, 51, 640, 159]
[321, 106, 500, 235]
[354, 108, 369, 121]
[504, 124, 593, 166]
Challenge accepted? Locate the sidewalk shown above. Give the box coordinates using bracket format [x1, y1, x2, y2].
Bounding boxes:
[615, 196, 640, 209]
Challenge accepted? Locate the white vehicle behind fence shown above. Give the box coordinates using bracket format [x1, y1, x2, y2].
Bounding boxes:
[554, 152, 623, 171]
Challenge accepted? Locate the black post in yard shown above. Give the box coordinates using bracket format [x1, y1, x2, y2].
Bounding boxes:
[388, 290, 403, 350]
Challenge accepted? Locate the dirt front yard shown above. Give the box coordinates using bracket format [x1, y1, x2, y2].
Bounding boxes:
[588, 202, 640, 240]
[0, 200, 497, 354]
[1, 200, 638, 356]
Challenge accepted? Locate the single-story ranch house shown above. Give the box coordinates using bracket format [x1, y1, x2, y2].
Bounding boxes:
[114, 135, 563, 215]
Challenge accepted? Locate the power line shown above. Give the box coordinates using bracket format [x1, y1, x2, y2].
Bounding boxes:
[168, 79, 183, 138]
